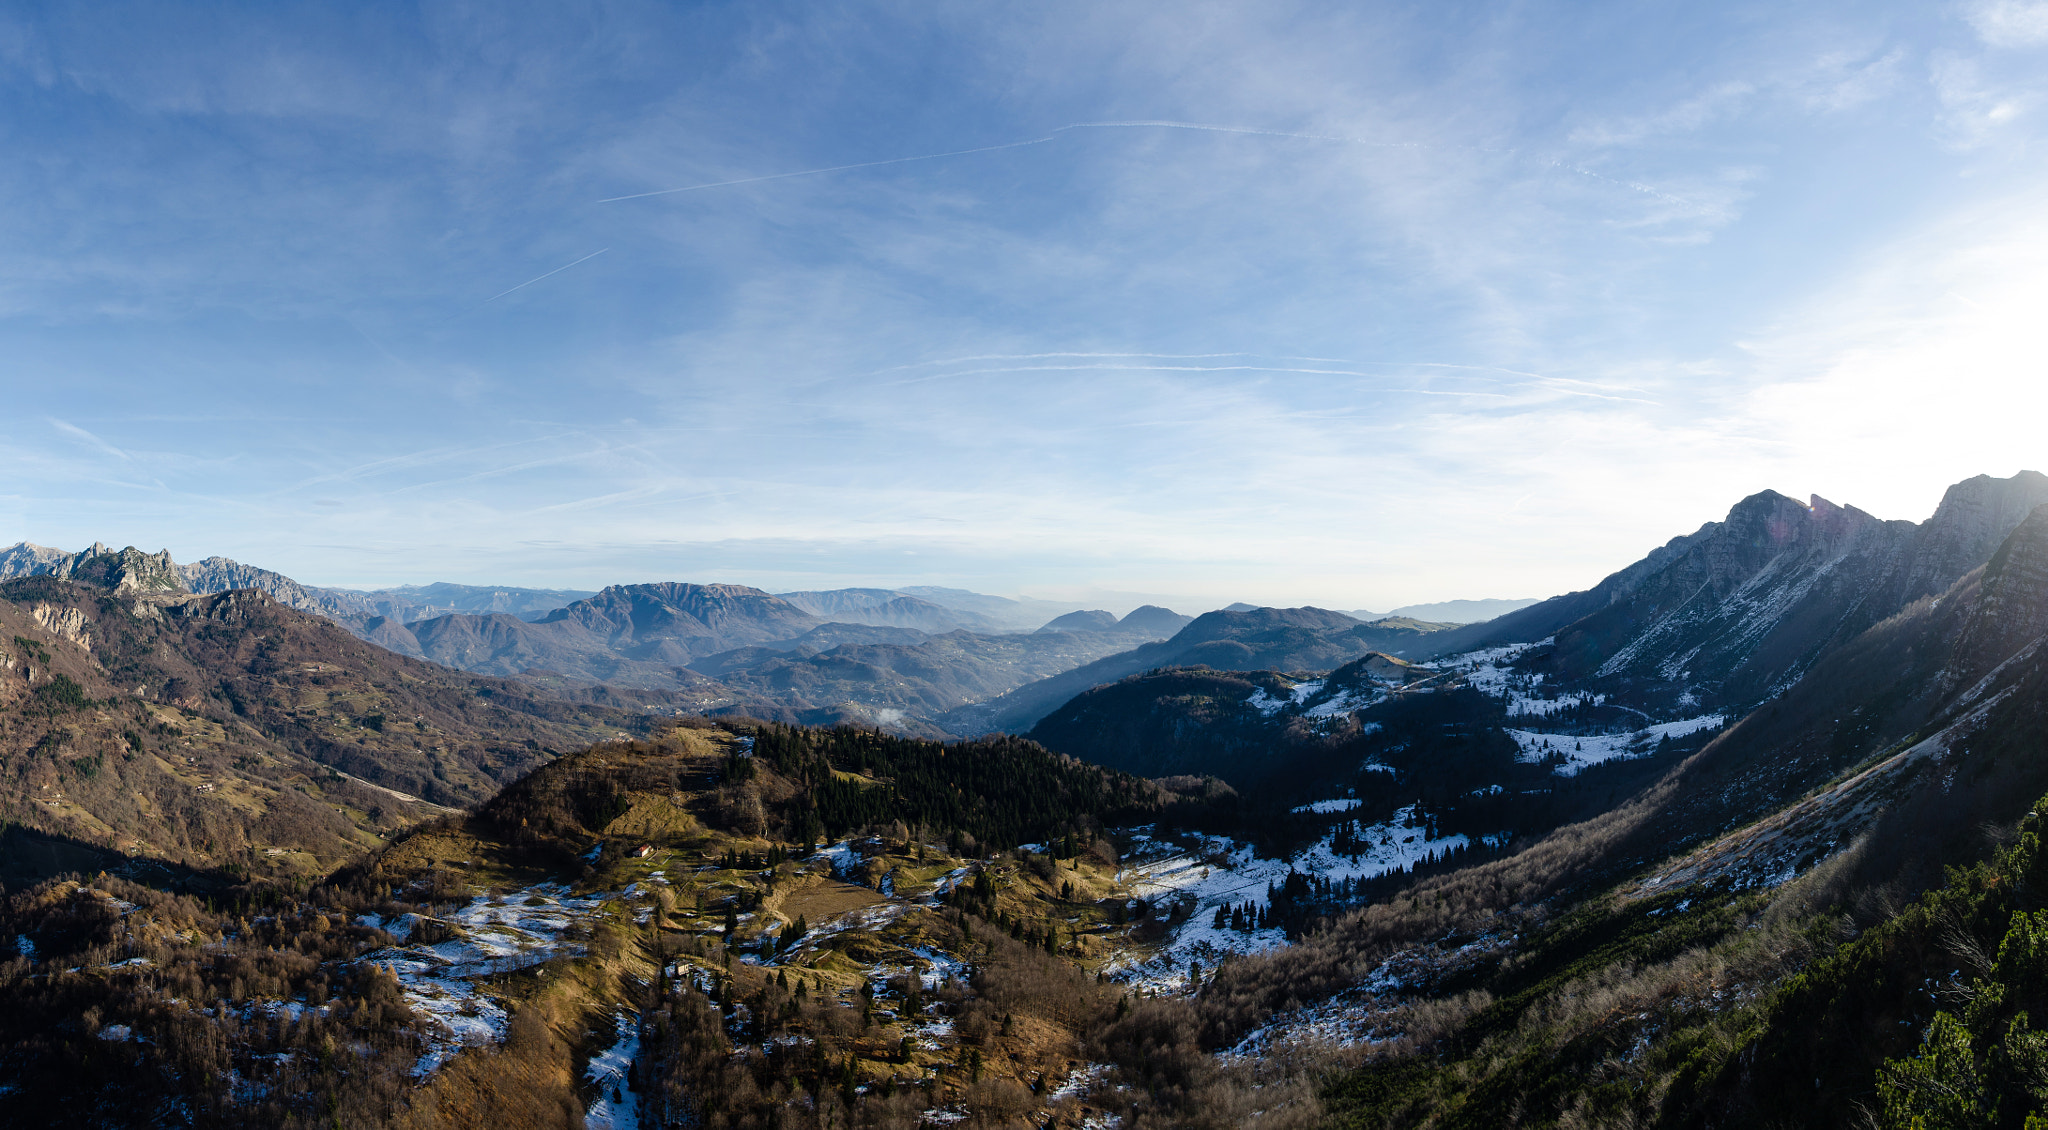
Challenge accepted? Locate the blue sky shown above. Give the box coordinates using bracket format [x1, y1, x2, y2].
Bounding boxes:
[5, 1, 2048, 611]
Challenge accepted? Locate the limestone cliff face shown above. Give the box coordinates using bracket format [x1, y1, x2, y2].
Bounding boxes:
[180, 556, 329, 611]
[1904, 471, 2048, 598]
[1948, 504, 2048, 685]
[29, 603, 90, 651]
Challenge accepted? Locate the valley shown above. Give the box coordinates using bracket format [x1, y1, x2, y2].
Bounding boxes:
[11, 469, 2048, 1126]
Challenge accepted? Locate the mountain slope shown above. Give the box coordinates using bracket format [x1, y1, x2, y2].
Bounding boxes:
[0, 564, 675, 881]
[1417, 471, 2048, 711]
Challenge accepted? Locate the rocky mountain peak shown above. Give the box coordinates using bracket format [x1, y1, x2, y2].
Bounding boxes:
[60, 544, 187, 595]
[0, 541, 187, 595]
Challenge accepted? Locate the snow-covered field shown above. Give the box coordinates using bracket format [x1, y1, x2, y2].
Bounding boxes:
[1507, 715, 1724, 776]
[1107, 808, 1484, 991]
[583, 1011, 641, 1130]
[1247, 677, 1392, 721]
[1431, 640, 1549, 694]
[361, 882, 614, 1076]
[1430, 639, 1724, 777]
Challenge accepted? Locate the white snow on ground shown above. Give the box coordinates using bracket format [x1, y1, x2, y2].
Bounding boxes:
[1107, 809, 1482, 991]
[906, 946, 967, 990]
[1431, 640, 1550, 693]
[1303, 686, 1384, 718]
[1505, 689, 1602, 718]
[583, 1010, 641, 1130]
[1048, 1063, 1111, 1103]
[1247, 680, 1322, 716]
[1222, 931, 1517, 1059]
[1437, 641, 1604, 718]
[925, 866, 972, 903]
[362, 882, 614, 1076]
[775, 902, 914, 967]
[14, 935, 34, 961]
[1507, 715, 1725, 776]
[1250, 678, 1393, 721]
[814, 839, 862, 878]
[1292, 798, 1363, 814]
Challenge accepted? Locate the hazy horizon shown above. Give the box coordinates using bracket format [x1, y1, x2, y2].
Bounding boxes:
[7, 2, 2047, 608]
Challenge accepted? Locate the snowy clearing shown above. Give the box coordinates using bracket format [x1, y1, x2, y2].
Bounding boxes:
[1507, 715, 1724, 776]
[361, 881, 613, 1076]
[1107, 809, 1484, 991]
[583, 1010, 641, 1130]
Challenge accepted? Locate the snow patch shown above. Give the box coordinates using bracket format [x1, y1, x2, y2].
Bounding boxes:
[359, 881, 611, 1076]
[1507, 714, 1724, 776]
[1107, 808, 1483, 991]
[583, 1011, 641, 1130]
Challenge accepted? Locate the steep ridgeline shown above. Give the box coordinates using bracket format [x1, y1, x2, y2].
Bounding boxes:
[938, 606, 1457, 734]
[0, 559, 671, 884]
[1593, 499, 2048, 901]
[182, 561, 594, 630]
[1015, 474, 2048, 858]
[780, 584, 1094, 633]
[373, 582, 821, 686]
[1420, 470, 2048, 711]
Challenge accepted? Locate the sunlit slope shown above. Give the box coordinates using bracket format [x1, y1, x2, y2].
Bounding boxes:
[0, 569, 665, 880]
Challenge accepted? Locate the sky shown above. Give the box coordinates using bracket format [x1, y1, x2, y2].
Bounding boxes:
[4, 1, 2048, 612]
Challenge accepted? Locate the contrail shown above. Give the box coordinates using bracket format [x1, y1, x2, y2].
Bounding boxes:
[596, 138, 1059, 202]
[484, 247, 610, 302]
[598, 117, 1703, 223]
[596, 120, 1382, 203]
[873, 350, 1364, 374]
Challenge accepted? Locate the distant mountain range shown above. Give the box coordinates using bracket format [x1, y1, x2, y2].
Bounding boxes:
[0, 550, 1223, 733]
[0, 542, 1548, 737]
